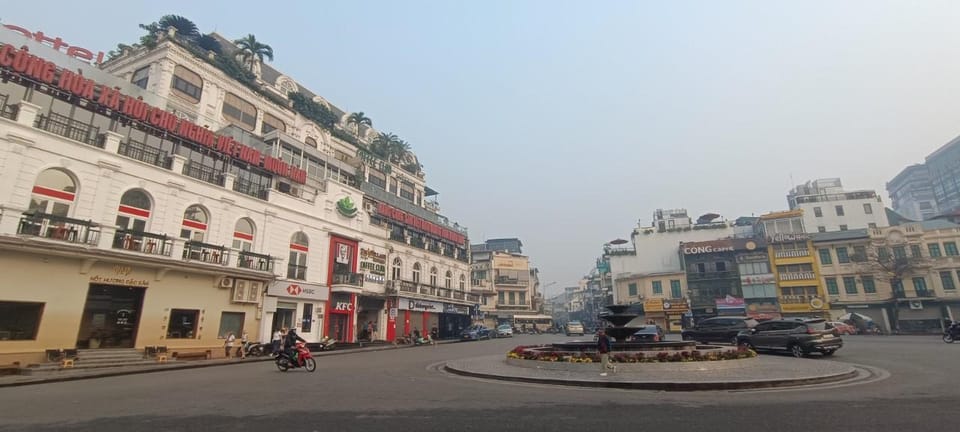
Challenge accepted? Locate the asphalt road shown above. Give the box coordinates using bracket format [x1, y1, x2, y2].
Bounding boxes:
[0, 334, 957, 432]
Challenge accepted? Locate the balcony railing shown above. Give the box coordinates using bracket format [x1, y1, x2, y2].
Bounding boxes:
[34, 112, 102, 147]
[238, 250, 274, 272]
[779, 271, 817, 281]
[233, 177, 270, 201]
[391, 280, 480, 304]
[389, 231, 405, 242]
[895, 289, 934, 299]
[399, 280, 418, 293]
[17, 212, 101, 245]
[112, 229, 173, 256]
[118, 139, 172, 169]
[456, 254, 470, 263]
[182, 241, 229, 265]
[287, 264, 307, 280]
[780, 295, 817, 304]
[0, 94, 20, 120]
[410, 237, 425, 248]
[332, 272, 364, 287]
[775, 249, 810, 258]
[442, 248, 454, 258]
[495, 277, 529, 286]
[687, 271, 735, 281]
[427, 243, 440, 254]
[182, 162, 225, 186]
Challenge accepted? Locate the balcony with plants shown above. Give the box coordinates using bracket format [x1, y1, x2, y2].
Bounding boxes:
[112, 229, 173, 256]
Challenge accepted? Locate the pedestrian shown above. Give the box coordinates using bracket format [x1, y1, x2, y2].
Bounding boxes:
[224, 332, 236, 359]
[272, 328, 283, 354]
[367, 321, 376, 342]
[239, 331, 249, 359]
[597, 329, 615, 376]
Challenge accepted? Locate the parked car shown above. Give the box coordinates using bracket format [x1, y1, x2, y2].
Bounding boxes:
[681, 317, 759, 344]
[495, 324, 514, 338]
[826, 321, 857, 336]
[565, 321, 585, 336]
[736, 318, 843, 357]
[630, 325, 666, 342]
[460, 325, 492, 341]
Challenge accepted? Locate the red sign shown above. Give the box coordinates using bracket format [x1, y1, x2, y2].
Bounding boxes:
[3, 24, 106, 65]
[376, 202, 466, 245]
[0, 44, 307, 184]
[716, 295, 745, 309]
[286, 284, 303, 296]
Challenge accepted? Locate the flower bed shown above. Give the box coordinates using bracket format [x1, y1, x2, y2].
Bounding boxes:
[506, 345, 757, 363]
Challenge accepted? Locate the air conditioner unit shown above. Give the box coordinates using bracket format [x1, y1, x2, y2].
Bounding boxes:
[218, 277, 235, 289]
[277, 182, 291, 193]
[909, 300, 923, 310]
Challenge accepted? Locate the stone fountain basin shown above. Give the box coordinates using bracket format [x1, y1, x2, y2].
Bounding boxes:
[551, 341, 700, 352]
[505, 356, 758, 372]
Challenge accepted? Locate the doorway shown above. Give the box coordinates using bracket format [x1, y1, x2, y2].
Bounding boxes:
[329, 314, 349, 341]
[273, 302, 297, 333]
[76, 284, 146, 349]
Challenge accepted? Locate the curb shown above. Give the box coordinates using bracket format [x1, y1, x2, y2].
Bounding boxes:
[0, 342, 452, 388]
[442, 363, 860, 391]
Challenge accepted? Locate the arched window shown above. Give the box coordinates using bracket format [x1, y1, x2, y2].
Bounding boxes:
[445, 270, 453, 289]
[412, 262, 421, 284]
[180, 205, 209, 242]
[288, 232, 309, 280]
[392, 257, 402, 280]
[223, 92, 257, 131]
[305, 136, 318, 148]
[29, 168, 76, 217]
[171, 65, 203, 103]
[429, 267, 438, 287]
[115, 189, 152, 232]
[233, 218, 255, 251]
[261, 112, 286, 134]
[459, 274, 466, 290]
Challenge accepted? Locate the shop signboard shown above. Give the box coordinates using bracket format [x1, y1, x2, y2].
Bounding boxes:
[741, 274, 775, 285]
[398, 298, 442, 312]
[715, 295, 745, 311]
[443, 303, 470, 315]
[268, 281, 329, 301]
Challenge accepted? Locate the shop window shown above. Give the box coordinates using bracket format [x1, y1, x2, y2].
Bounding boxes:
[445, 270, 452, 289]
[392, 258, 402, 280]
[288, 232, 309, 280]
[223, 92, 257, 131]
[116, 189, 152, 232]
[261, 112, 286, 134]
[413, 262, 421, 283]
[217, 312, 245, 339]
[171, 65, 203, 103]
[29, 168, 77, 217]
[167, 309, 200, 339]
[429, 267, 438, 287]
[233, 218, 255, 251]
[131, 65, 150, 89]
[180, 204, 209, 242]
[0, 301, 44, 340]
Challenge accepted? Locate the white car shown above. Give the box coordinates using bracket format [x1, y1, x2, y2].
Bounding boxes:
[496, 324, 514, 338]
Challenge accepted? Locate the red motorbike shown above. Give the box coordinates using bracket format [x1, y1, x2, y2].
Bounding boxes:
[275, 341, 316, 372]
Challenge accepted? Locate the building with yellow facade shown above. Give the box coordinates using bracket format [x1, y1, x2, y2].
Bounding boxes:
[612, 271, 689, 332]
[758, 210, 829, 318]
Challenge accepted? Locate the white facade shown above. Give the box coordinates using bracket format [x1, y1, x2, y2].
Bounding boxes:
[788, 178, 889, 232]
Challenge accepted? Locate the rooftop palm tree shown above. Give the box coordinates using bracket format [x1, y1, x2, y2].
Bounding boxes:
[348, 112, 372, 141]
[389, 139, 412, 164]
[234, 34, 274, 72]
[371, 132, 397, 158]
[159, 15, 200, 41]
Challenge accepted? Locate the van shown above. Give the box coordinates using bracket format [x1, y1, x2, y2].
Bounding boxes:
[565, 321, 585, 336]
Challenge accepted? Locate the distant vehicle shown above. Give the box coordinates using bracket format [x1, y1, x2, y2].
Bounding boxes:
[736, 318, 843, 357]
[826, 321, 857, 336]
[495, 324, 514, 338]
[460, 325, 492, 341]
[681, 317, 759, 345]
[630, 325, 666, 342]
[565, 321, 585, 336]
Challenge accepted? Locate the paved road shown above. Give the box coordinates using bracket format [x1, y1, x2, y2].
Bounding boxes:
[0, 335, 957, 432]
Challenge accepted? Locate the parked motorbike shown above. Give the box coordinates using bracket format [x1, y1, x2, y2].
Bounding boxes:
[238, 341, 269, 357]
[944, 321, 960, 343]
[317, 336, 337, 351]
[275, 341, 316, 372]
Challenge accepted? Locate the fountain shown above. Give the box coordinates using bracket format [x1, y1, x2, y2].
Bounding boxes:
[549, 304, 698, 352]
[600, 304, 642, 343]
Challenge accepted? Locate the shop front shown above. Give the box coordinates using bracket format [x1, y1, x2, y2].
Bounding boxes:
[326, 235, 360, 342]
[439, 303, 472, 339]
[642, 298, 689, 333]
[356, 247, 388, 341]
[397, 297, 442, 338]
[328, 292, 356, 342]
[895, 300, 945, 334]
[264, 280, 329, 342]
[830, 303, 892, 333]
[356, 295, 385, 341]
[780, 297, 829, 319]
[716, 296, 746, 316]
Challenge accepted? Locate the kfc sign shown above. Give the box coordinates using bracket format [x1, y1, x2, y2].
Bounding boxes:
[333, 302, 354, 312]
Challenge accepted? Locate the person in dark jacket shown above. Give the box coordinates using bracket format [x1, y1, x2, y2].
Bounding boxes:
[597, 329, 615, 375]
[283, 328, 307, 365]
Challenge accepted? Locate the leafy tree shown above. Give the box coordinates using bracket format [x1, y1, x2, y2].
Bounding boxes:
[195, 34, 223, 55]
[107, 43, 137, 61]
[159, 15, 200, 41]
[289, 92, 338, 131]
[388, 139, 412, 164]
[348, 112, 372, 140]
[234, 34, 274, 71]
[371, 132, 398, 158]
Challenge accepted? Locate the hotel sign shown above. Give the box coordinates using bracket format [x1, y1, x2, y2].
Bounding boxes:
[0, 44, 307, 184]
[768, 233, 809, 243]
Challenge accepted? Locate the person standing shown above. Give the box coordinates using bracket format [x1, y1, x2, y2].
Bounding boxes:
[367, 321, 376, 342]
[224, 332, 236, 359]
[597, 329, 615, 376]
[271, 328, 283, 354]
[239, 331, 249, 359]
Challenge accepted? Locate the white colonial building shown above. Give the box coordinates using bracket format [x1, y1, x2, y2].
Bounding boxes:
[787, 178, 890, 233]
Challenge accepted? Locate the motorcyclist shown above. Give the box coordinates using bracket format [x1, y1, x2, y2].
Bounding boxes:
[283, 327, 307, 365]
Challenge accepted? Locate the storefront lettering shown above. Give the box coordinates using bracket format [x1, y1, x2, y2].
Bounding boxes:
[683, 245, 734, 255]
[768, 233, 809, 243]
[407, 300, 438, 311]
[89, 275, 149, 287]
[376, 202, 466, 245]
[0, 45, 307, 183]
[3, 24, 106, 64]
[334, 302, 354, 311]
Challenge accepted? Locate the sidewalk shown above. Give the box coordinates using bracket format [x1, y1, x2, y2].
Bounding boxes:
[0, 340, 457, 388]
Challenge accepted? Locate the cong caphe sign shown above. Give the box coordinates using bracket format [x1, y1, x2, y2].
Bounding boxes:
[681, 239, 760, 255]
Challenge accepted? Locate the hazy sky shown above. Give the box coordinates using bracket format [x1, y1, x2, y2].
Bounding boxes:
[8, 1, 960, 295]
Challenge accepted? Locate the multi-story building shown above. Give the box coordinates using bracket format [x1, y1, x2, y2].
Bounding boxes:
[887, 164, 939, 221]
[680, 238, 763, 322]
[814, 220, 960, 334]
[0, 23, 474, 364]
[472, 238, 522, 254]
[757, 210, 829, 318]
[472, 250, 536, 327]
[787, 178, 889, 233]
[926, 135, 960, 214]
[612, 271, 688, 332]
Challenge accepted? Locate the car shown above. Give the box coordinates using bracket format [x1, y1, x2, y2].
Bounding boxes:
[495, 324, 514, 338]
[826, 321, 857, 336]
[681, 316, 759, 345]
[460, 325, 492, 341]
[629, 325, 666, 342]
[736, 318, 843, 358]
[565, 321, 585, 336]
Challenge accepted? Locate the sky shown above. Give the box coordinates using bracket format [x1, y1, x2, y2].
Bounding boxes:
[7, 1, 960, 296]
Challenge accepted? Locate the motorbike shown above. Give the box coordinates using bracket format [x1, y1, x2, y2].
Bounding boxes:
[317, 336, 337, 351]
[944, 321, 960, 343]
[238, 341, 269, 357]
[275, 341, 316, 372]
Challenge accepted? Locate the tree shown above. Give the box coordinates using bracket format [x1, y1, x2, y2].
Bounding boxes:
[234, 34, 274, 72]
[195, 34, 223, 55]
[388, 139, 412, 164]
[107, 43, 136, 61]
[159, 15, 200, 41]
[348, 112, 372, 141]
[371, 132, 397, 159]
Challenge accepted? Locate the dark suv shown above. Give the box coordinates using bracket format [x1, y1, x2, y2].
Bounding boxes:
[736, 318, 843, 357]
[681, 317, 758, 344]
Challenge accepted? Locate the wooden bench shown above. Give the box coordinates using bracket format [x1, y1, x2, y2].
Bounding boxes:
[172, 350, 211, 361]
